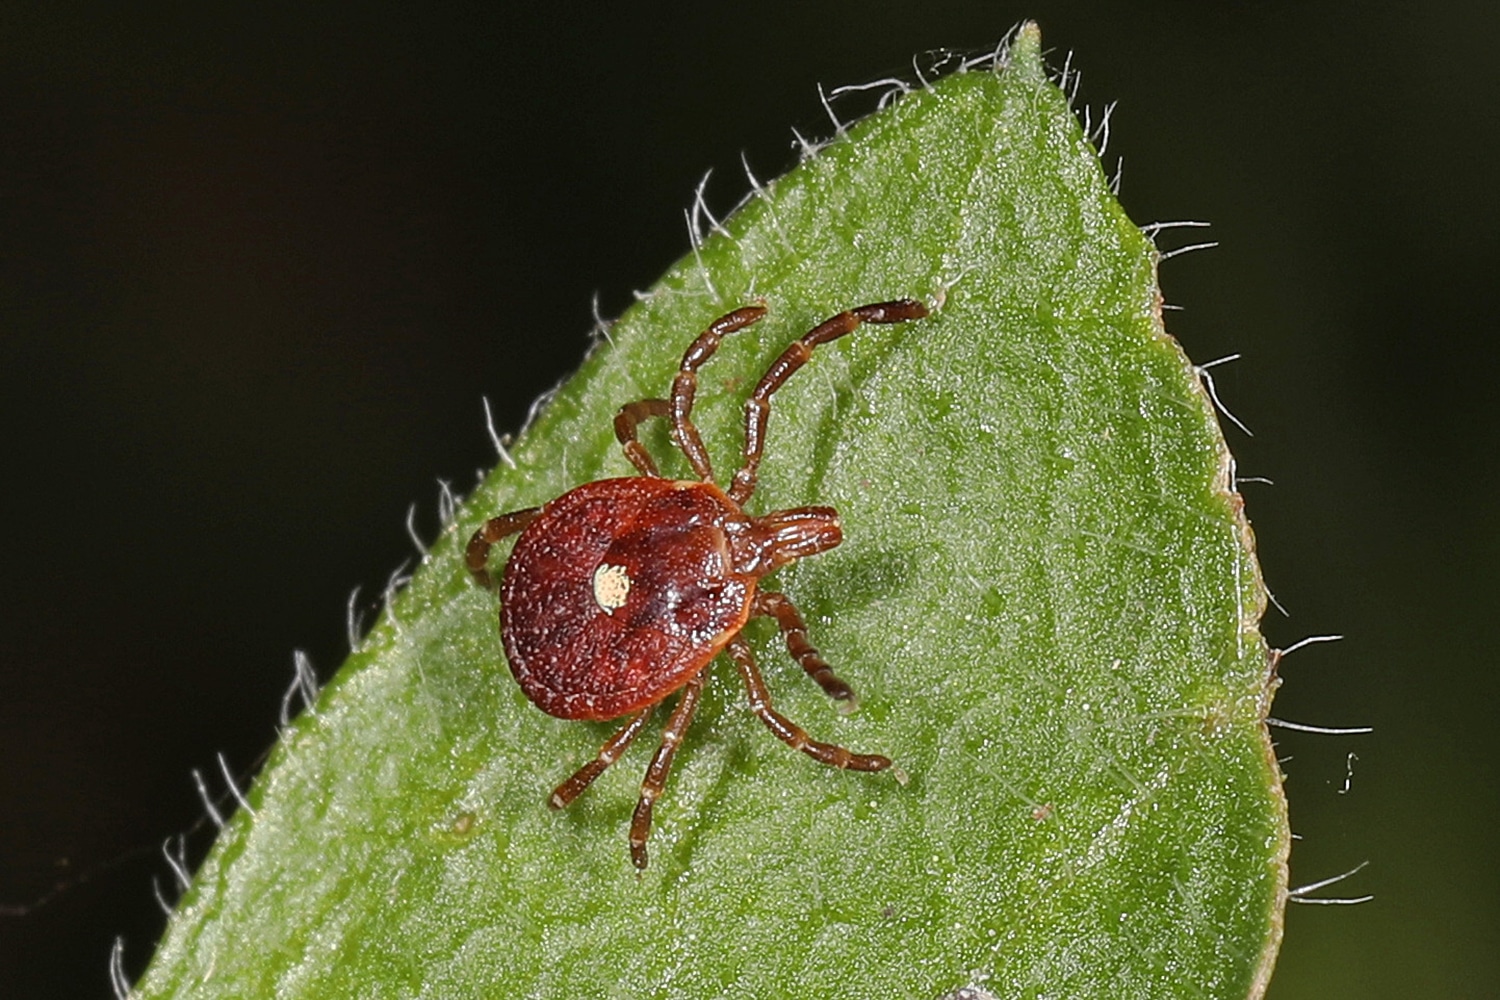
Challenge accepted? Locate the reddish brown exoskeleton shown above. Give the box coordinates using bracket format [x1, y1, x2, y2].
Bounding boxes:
[467, 299, 927, 868]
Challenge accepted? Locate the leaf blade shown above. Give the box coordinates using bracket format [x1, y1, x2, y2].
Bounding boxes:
[139, 24, 1287, 1000]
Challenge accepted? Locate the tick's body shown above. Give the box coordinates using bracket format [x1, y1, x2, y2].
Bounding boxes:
[501, 476, 840, 721]
[468, 299, 927, 868]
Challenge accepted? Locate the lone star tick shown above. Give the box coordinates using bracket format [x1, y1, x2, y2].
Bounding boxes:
[467, 298, 928, 868]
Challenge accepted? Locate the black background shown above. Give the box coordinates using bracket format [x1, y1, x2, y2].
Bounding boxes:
[2, 4, 1493, 997]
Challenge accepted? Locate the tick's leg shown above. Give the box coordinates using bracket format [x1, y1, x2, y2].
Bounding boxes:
[465, 507, 542, 589]
[753, 591, 857, 708]
[728, 298, 927, 505]
[548, 707, 654, 809]
[629, 671, 705, 869]
[727, 634, 891, 773]
[671, 305, 767, 483]
[614, 398, 671, 476]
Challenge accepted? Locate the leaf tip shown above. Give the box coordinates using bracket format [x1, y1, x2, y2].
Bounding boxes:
[1008, 20, 1045, 74]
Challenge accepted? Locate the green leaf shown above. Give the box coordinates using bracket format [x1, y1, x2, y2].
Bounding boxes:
[138, 24, 1286, 999]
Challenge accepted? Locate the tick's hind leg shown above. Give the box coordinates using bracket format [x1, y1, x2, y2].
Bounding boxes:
[727, 635, 891, 773]
[548, 707, 654, 810]
[753, 591, 858, 711]
[465, 507, 541, 589]
[629, 672, 705, 869]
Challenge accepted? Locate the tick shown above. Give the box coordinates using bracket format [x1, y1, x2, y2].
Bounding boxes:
[467, 298, 928, 868]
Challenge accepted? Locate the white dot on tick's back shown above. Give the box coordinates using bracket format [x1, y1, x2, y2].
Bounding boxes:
[592, 563, 632, 614]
